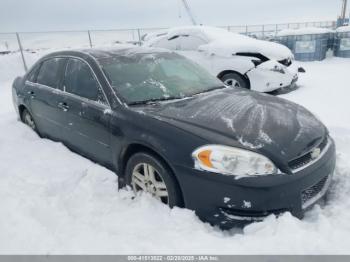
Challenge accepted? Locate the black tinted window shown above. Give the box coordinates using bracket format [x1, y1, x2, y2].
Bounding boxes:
[37, 58, 66, 88]
[64, 59, 106, 104]
[27, 64, 40, 82]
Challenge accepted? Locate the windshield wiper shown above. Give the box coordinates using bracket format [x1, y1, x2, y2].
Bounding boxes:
[190, 85, 226, 96]
[128, 86, 225, 106]
[128, 96, 184, 106]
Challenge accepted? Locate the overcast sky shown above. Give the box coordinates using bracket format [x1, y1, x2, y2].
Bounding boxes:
[0, 0, 345, 32]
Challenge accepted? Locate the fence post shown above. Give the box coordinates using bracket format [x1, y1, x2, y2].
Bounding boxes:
[262, 25, 265, 38]
[245, 25, 248, 35]
[87, 30, 93, 48]
[137, 29, 142, 45]
[275, 24, 278, 36]
[16, 32, 27, 72]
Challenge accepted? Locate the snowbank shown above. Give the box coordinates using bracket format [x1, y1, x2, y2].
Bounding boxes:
[336, 25, 350, 33]
[0, 51, 350, 254]
[277, 27, 333, 36]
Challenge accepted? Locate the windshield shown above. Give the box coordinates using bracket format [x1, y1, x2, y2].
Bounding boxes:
[98, 52, 224, 104]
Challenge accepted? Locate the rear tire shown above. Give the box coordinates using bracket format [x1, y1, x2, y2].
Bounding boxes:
[21, 108, 37, 132]
[220, 72, 249, 89]
[125, 152, 183, 208]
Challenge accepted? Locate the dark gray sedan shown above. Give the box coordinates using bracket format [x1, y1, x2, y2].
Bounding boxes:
[12, 47, 336, 228]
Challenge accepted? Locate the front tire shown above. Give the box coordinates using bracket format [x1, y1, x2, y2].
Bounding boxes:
[125, 152, 183, 208]
[220, 72, 249, 89]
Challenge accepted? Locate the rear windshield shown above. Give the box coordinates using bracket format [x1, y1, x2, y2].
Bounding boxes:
[97, 52, 223, 104]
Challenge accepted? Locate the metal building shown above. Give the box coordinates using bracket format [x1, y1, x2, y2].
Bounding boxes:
[334, 26, 350, 58]
[274, 28, 333, 61]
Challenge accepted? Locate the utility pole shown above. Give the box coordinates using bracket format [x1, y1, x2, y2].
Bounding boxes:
[341, 0, 348, 21]
[180, 0, 197, 25]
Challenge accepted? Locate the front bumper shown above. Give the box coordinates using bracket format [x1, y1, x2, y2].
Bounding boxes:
[173, 139, 336, 228]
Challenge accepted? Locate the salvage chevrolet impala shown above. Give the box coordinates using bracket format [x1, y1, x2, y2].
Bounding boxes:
[12, 47, 335, 228]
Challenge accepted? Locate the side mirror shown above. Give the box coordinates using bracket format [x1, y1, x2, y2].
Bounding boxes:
[298, 67, 306, 73]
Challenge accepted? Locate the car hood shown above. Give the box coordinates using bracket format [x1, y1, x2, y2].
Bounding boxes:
[138, 88, 327, 168]
[198, 35, 293, 61]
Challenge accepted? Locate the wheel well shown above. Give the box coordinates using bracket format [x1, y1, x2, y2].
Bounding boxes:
[120, 143, 184, 206]
[18, 105, 27, 119]
[121, 144, 171, 177]
[217, 70, 251, 89]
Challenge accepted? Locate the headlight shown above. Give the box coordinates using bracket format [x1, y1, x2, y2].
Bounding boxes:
[270, 65, 285, 74]
[192, 145, 277, 178]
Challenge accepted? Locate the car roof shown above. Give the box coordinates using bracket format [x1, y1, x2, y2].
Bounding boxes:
[43, 45, 172, 61]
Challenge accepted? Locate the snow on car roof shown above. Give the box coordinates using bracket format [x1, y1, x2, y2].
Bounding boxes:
[277, 27, 333, 36]
[166, 26, 232, 41]
[146, 26, 293, 60]
[336, 25, 350, 33]
[79, 45, 172, 59]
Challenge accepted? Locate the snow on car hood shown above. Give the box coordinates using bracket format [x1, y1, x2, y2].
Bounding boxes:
[141, 88, 326, 168]
[198, 35, 293, 61]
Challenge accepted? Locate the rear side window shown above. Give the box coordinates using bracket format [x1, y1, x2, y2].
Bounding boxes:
[64, 59, 107, 104]
[36, 58, 66, 88]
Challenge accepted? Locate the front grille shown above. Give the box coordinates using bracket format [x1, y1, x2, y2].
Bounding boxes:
[301, 175, 329, 208]
[288, 136, 328, 171]
[279, 58, 292, 67]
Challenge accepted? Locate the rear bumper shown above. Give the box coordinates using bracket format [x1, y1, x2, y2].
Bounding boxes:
[173, 139, 336, 228]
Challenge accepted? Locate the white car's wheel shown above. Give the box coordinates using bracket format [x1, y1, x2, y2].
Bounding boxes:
[220, 72, 249, 89]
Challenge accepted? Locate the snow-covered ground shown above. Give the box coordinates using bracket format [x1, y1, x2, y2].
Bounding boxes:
[0, 51, 350, 254]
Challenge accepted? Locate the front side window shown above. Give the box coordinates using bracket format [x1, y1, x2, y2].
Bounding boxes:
[36, 58, 66, 88]
[64, 59, 107, 104]
[152, 36, 180, 50]
[98, 52, 223, 105]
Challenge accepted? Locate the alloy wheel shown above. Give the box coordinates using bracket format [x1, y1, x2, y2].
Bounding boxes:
[131, 163, 169, 204]
[223, 78, 241, 88]
[23, 111, 36, 130]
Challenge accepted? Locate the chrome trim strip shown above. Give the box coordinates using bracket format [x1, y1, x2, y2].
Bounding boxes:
[220, 209, 266, 222]
[292, 138, 332, 173]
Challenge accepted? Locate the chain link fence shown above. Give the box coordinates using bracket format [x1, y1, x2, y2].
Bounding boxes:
[0, 21, 336, 71]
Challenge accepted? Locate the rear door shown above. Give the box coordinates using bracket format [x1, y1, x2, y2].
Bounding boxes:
[60, 58, 112, 165]
[25, 57, 68, 141]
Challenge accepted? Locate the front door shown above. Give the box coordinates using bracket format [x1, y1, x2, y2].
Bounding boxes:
[60, 58, 112, 165]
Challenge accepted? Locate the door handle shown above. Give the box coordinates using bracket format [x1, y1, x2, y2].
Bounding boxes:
[27, 90, 35, 98]
[58, 102, 69, 112]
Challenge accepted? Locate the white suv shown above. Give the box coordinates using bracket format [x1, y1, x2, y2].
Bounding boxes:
[144, 26, 303, 92]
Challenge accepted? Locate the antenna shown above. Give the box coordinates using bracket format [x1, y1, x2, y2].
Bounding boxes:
[180, 0, 197, 25]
